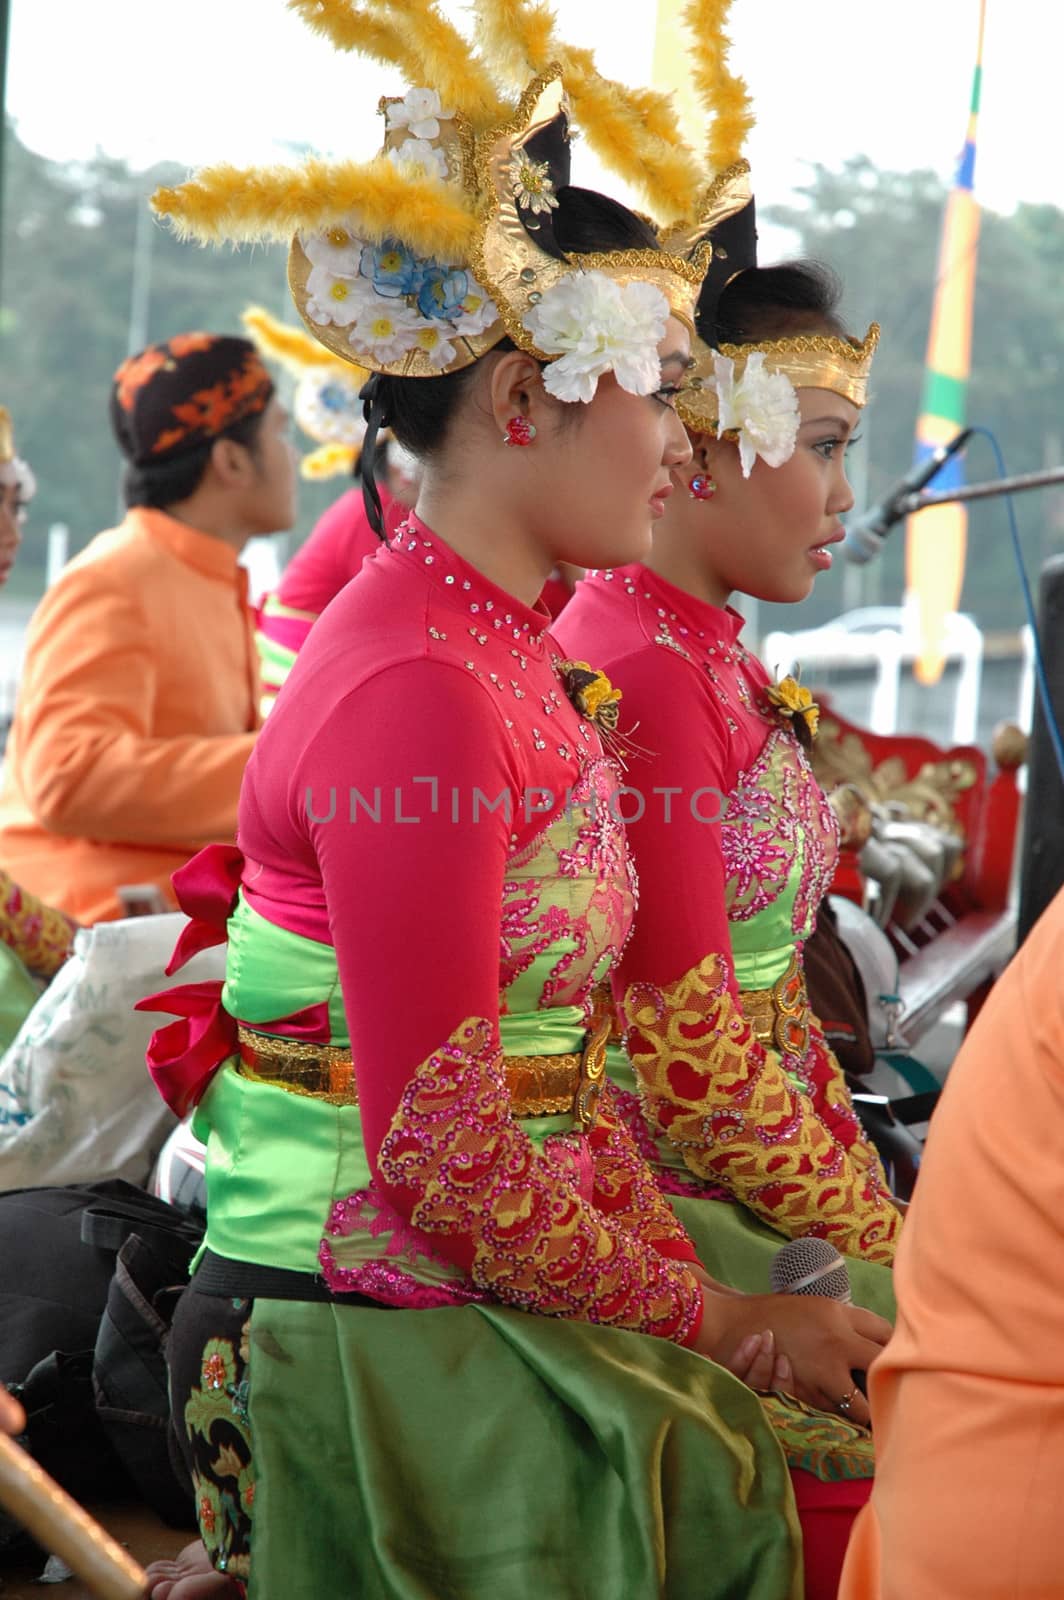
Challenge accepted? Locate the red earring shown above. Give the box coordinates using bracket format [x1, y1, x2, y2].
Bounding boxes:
[503, 416, 537, 447]
[689, 473, 716, 501]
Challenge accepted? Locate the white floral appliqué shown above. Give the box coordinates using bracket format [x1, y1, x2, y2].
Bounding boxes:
[385, 87, 454, 142]
[508, 155, 558, 216]
[300, 220, 500, 369]
[712, 351, 800, 476]
[523, 271, 669, 404]
[388, 138, 450, 182]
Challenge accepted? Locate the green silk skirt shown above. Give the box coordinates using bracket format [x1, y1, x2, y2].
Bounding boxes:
[176, 1291, 805, 1599]
[248, 1300, 802, 1599]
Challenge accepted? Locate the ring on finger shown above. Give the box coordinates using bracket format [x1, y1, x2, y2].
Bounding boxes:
[837, 1385, 860, 1417]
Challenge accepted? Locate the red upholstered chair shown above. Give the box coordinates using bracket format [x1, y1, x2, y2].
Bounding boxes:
[811, 708, 1026, 1044]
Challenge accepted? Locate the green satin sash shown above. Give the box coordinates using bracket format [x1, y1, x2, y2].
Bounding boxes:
[499, 1004, 585, 1056]
[224, 894, 349, 1043]
[198, 900, 595, 1277]
[193, 1066, 367, 1274]
[732, 934, 799, 992]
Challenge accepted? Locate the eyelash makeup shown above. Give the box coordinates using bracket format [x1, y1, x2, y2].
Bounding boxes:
[812, 432, 863, 460]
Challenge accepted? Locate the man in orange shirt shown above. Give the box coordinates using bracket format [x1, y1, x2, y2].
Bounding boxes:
[0, 334, 297, 922]
[840, 885, 1064, 1598]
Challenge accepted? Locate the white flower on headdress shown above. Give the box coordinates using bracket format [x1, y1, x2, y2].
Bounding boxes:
[0, 458, 35, 523]
[294, 371, 366, 448]
[385, 87, 454, 141]
[302, 225, 363, 276]
[348, 301, 422, 364]
[508, 155, 558, 216]
[305, 263, 373, 328]
[523, 271, 669, 404]
[413, 324, 458, 370]
[712, 351, 800, 476]
[388, 138, 449, 183]
[451, 285, 500, 338]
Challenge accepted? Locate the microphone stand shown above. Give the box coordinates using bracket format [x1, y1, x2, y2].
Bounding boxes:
[897, 463, 1064, 516]
[880, 457, 1064, 943]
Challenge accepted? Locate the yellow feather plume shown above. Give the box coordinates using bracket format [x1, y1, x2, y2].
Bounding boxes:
[301, 442, 359, 479]
[241, 306, 354, 377]
[289, 0, 506, 127]
[627, 85, 690, 146]
[682, 0, 754, 171]
[286, 0, 420, 79]
[472, 0, 705, 220]
[468, 0, 556, 86]
[554, 46, 703, 220]
[381, 0, 508, 128]
[152, 156, 479, 259]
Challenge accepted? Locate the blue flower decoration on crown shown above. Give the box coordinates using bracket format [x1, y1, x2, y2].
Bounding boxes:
[319, 381, 356, 415]
[360, 240, 425, 300]
[417, 265, 469, 321]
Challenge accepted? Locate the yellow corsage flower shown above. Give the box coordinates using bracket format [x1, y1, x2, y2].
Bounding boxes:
[765, 674, 819, 748]
[558, 660, 623, 731]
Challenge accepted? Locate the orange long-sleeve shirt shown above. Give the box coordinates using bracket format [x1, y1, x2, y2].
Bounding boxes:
[840, 887, 1064, 1597]
[0, 508, 261, 922]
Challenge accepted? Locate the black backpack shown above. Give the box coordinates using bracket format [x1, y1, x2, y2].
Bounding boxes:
[0, 1179, 203, 1551]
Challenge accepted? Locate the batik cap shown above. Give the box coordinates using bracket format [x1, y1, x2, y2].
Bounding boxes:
[109, 333, 275, 467]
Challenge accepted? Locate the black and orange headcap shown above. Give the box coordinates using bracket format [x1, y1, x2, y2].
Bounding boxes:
[109, 333, 274, 467]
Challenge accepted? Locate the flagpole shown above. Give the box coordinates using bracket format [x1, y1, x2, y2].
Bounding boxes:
[905, 0, 988, 685]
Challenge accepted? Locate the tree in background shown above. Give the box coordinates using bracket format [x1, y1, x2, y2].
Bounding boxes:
[0, 122, 341, 595]
[3, 130, 1063, 632]
[765, 157, 1064, 637]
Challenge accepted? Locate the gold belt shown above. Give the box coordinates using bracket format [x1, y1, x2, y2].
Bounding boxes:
[740, 953, 811, 1059]
[236, 1014, 610, 1132]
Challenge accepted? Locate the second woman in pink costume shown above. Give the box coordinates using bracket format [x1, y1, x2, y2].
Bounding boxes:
[558, 263, 901, 1332]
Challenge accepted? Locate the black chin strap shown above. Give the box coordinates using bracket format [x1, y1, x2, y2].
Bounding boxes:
[359, 378, 389, 540]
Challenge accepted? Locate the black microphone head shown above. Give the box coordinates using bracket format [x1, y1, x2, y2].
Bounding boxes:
[769, 1236, 852, 1301]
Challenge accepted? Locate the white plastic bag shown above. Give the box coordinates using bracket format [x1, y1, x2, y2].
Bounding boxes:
[0, 913, 225, 1192]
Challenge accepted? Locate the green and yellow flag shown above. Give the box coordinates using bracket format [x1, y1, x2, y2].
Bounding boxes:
[906, 0, 987, 683]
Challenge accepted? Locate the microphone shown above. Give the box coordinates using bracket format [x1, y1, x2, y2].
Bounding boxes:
[843, 426, 974, 565]
[770, 1238, 869, 1398]
[769, 1236, 852, 1302]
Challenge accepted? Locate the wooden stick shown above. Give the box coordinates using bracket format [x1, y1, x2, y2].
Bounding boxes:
[0, 1431, 148, 1599]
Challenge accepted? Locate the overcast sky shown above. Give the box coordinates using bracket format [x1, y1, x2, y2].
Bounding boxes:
[7, 0, 1062, 226]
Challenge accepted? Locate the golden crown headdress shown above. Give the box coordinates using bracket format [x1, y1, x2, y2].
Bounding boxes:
[679, 324, 882, 436]
[466, 0, 878, 434]
[149, 0, 780, 404]
[662, 4, 877, 439]
[478, 0, 877, 437]
[0, 408, 13, 465]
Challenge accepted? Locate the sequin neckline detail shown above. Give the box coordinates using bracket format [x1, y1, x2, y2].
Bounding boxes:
[588, 563, 746, 656]
[392, 512, 551, 651]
